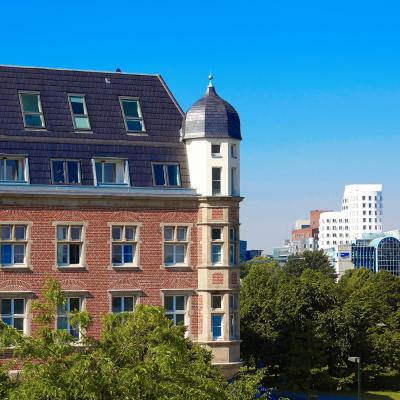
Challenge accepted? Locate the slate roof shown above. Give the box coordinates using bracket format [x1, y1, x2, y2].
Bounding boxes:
[182, 85, 241, 141]
[0, 65, 190, 188]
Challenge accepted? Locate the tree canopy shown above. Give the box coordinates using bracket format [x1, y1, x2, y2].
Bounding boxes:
[240, 252, 400, 391]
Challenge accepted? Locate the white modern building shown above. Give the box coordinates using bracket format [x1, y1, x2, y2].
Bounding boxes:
[319, 184, 383, 273]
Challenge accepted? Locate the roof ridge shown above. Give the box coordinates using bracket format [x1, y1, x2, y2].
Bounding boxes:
[0, 64, 159, 77]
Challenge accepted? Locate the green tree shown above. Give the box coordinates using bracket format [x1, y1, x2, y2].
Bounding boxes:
[283, 250, 336, 280]
[0, 278, 262, 400]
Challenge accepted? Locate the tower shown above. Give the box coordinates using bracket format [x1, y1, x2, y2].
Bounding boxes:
[182, 76, 243, 377]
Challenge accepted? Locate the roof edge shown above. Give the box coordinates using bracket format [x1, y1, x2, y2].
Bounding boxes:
[157, 74, 184, 116]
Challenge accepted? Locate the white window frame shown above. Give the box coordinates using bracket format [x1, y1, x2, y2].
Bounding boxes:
[68, 94, 91, 131]
[56, 225, 83, 267]
[0, 298, 26, 333]
[0, 156, 29, 183]
[211, 143, 221, 157]
[164, 294, 187, 326]
[151, 163, 181, 187]
[211, 314, 223, 341]
[212, 167, 221, 195]
[111, 295, 136, 313]
[92, 159, 130, 186]
[18, 91, 46, 129]
[0, 224, 28, 267]
[163, 226, 189, 267]
[111, 225, 138, 267]
[51, 159, 81, 185]
[119, 97, 146, 133]
[211, 227, 223, 265]
[56, 297, 82, 340]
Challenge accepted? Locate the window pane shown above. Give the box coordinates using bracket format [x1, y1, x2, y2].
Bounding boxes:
[70, 327, 80, 339]
[95, 162, 103, 183]
[70, 226, 81, 241]
[164, 296, 174, 311]
[167, 165, 180, 186]
[14, 299, 24, 315]
[52, 161, 65, 183]
[212, 228, 222, 240]
[175, 296, 185, 311]
[1, 299, 11, 315]
[211, 144, 220, 155]
[212, 295, 222, 309]
[212, 168, 221, 180]
[165, 314, 174, 322]
[112, 227, 122, 241]
[21, 94, 40, 113]
[212, 315, 222, 339]
[13, 244, 25, 264]
[1, 244, 12, 264]
[2, 317, 12, 326]
[69, 298, 80, 312]
[57, 316, 68, 330]
[5, 159, 20, 181]
[122, 100, 140, 118]
[15, 226, 26, 241]
[57, 244, 68, 265]
[153, 165, 165, 186]
[123, 244, 133, 263]
[176, 227, 187, 241]
[112, 297, 122, 313]
[25, 114, 43, 128]
[175, 314, 185, 325]
[212, 244, 222, 264]
[67, 161, 80, 184]
[69, 244, 80, 264]
[164, 227, 174, 241]
[70, 96, 85, 115]
[164, 244, 174, 264]
[104, 163, 116, 183]
[1, 226, 12, 240]
[125, 227, 135, 240]
[13, 318, 24, 332]
[175, 244, 185, 263]
[57, 226, 68, 241]
[123, 297, 134, 312]
[126, 120, 144, 132]
[112, 244, 122, 264]
[74, 116, 90, 130]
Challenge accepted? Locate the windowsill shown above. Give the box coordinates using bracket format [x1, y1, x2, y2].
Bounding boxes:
[23, 128, 47, 131]
[126, 131, 148, 136]
[74, 130, 93, 134]
[0, 181, 28, 185]
[0, 266, 31, 272]
[96, 183, 129, 187]
[162, 265, 193, 272]
[211, 154, 222, 158]
[111, 265, 141, 271]
[57, 266, 87, 272]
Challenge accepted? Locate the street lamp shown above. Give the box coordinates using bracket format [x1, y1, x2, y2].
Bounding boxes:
[348, 356, 361, 400]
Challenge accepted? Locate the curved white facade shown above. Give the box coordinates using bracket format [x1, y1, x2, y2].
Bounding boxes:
[319, 184, 383, 250]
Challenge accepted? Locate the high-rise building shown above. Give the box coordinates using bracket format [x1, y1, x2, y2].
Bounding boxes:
[0, 66, 242, 377]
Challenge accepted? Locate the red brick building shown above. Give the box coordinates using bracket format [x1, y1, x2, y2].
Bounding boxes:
[0, 66, 242, 376]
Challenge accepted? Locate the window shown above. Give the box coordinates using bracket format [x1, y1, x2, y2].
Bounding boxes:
[111, 225, 137, 267]
[231, 144, 237, 158]
[212, 314, 223, 340]
[112, 296, 135, 313]
[120, 98, 145, 132]
[0, 225, 27, 267]
[1, 298, 25, 332]
[212, 167, 221, 195]
[57, 225, 83, 267]
[57, 297, 81, 340]
[94, 159, 129, 185]
[231, 167, 238, 195]
[229, 227, 238, 265]
[212, 295, 222, 309]
[164, 226, 188, 266]
[0, 157, 27, 183]
[19, 92, 45, 128]
[152, 164, 181, 187]
[211, 227, 223, 265]
[51, 160, 80, 184]
[164, 295, 185, 325]
[68, 95, 91, 130]
[229, 294, 238, 340]
[211, 144, 221, 157]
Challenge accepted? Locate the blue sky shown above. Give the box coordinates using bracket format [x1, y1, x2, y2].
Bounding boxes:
[2, 1, 400, 251]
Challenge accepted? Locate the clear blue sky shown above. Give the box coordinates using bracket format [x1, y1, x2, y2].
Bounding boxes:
[2, 1, 400, 251]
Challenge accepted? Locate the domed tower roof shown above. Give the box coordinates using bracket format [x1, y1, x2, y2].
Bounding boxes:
[182, 76, 241, 140]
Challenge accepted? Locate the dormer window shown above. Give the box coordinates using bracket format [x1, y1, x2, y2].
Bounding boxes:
[0, 157, 28, 183]
[19, 92, 45, 129]
[68, 95, 91, 130]
[120, 98, 145, 133]
[51, 160, 81, 185]
[94, 159, 130, 186]
[152, 164, 181, 187]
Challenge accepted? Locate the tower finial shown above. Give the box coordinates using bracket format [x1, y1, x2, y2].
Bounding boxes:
[208, 73, 213, 87]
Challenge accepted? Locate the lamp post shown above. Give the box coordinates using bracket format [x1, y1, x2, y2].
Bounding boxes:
[348, 357, 361, 400]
